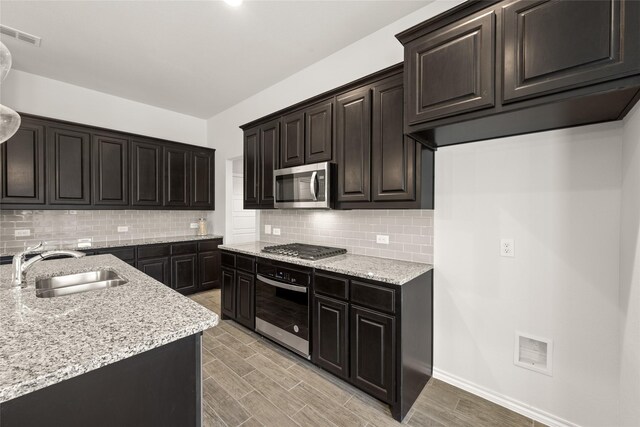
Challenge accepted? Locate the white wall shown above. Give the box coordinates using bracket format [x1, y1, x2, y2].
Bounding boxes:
[433, 122, 624, 427]
[1, 70, 207, 146]
[206, 0, 464, 236]
[619, 103, 640, 426]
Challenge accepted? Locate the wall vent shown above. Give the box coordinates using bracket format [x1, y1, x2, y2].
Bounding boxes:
[514, 332, 553, 376]
[0, 25, 41, 47]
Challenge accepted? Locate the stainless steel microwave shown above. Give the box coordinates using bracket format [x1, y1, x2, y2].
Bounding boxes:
[273, 162, 333, 209]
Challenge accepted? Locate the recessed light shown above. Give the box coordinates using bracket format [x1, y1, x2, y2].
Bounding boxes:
[224, 0, 243, 7]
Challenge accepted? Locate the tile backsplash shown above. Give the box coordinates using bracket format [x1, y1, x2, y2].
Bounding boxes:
[0, 210, 210, 254]
[260, 209, 434, 264]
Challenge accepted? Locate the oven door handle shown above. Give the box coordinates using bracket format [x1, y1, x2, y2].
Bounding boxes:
[257, 274, 308, 293]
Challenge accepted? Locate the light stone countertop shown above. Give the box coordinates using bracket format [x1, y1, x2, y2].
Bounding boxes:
[218, 241, 433, 285]
[0, 254, 218, 403]
[0, 234, 224, 257]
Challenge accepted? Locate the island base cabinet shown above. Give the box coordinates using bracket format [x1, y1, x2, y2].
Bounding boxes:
[0, 334, 202, 427]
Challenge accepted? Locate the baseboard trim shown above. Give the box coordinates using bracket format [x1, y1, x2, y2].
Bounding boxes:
[432, 368, 580, 427]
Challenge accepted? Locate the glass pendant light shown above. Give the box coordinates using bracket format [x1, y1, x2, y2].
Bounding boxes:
[0, 41, 21, 144]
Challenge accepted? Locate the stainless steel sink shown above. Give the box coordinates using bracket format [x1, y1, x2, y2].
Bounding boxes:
[35, 270, 127, 298]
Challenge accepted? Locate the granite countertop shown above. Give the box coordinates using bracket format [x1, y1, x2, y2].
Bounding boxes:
[218, 241, 433, 286]
[0, 254, 218, 403]
[0, 234, 224, 257]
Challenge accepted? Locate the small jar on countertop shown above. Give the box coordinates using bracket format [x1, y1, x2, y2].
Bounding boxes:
[197, 218, 208, 236]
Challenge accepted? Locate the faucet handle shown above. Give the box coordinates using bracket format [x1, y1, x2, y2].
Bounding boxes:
[19, 241, 44, 257]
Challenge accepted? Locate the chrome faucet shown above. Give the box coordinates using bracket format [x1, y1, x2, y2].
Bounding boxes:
[11, 242, 86, 287]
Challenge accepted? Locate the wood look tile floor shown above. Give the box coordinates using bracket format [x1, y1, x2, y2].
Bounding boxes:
[190, 290, 547, 427]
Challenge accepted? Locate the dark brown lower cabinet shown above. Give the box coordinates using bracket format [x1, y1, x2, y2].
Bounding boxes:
[350, 305, 395, 403]
[221, 268, 237, 319]
[235, 272, 255, 329]
[171, 254, 198, 294]
[137, 257, 170, 286]
[312, 295, 349, 380]
[312, 269, 433, 422]
[199, 251, 221, 290]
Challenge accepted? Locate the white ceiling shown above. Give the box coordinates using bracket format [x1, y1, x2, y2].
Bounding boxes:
[0, 0, 429, 119]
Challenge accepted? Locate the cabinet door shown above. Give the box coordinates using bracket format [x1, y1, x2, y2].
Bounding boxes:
[243, 126, 260, 208]
[191, 150, 215, 208]
[406, 11, 495, 123]
[131, 139, 163, 206]
[503, 0, 640, 102]
[221, 268, 237, 319]
[47, 125, 91, 205]
[281, 110, 305, 168]
[350, 306, 395, 403]
[171, 254, 198, 294]
[236, 272, 255, 329]
[372, 74, 417, 202]
[164, 147, 190, 207]
[0, 117, 46, 204]
[137, 257, 170, 286]
[305, 99, 334, 164]
[313, 295, 349, 380]
[93, 133, 129, 205]
[199, 251, 221, 290]
[259, 119, 279, 209]
[337, 87, 371, 202]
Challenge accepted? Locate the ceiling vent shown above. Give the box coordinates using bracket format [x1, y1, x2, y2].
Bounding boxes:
[0, 25, 41, 47]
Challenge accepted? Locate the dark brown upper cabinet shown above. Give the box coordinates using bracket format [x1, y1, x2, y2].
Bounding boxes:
[243, 126, 260, 208]
[92, 133, 129, 206]
[131, 138, 163, 207]
[243, 119, 279, 209]
[0, 116, 46, 205]
[47, 124, 92, 205]
[372, 74, 417, 203]
[164, 147, 190, 207]
[259, 119, 279, 209]
[280, 110, 305, 168]
[1, 114, 214, 210]
[305, 99, 334, 164]
[502, 0, 640, 102]
[336, 86, 372, 203]
[396, 0, 640, 147]
[191, 150, 215, 209]
[407, 11, 494, 124]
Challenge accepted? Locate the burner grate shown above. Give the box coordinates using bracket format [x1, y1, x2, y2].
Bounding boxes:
[262, 243, 347, 260]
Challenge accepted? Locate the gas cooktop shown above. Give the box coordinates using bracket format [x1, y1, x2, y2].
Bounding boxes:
[262, 243, 347, 260]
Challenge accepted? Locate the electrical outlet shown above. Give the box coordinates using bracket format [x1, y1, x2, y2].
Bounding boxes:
[376, 234, 390, 244]
[15, 229, 30, 237]
[117, 226, 129, 233]
[190, 223, 198, 229]
[69, 210, 77, 215]
[500, 238, 515, 257]
[265, 225, 272, 235]
[273, 228, 281, 236]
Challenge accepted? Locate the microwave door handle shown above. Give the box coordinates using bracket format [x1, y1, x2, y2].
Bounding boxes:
[310, 171, 318, 201]
[257, 274, 308, 293]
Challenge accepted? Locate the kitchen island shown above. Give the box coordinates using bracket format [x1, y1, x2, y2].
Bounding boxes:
[0, 254, 218, 427]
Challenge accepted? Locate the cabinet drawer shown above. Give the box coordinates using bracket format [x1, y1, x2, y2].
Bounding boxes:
[221, 251, 236, 268]
[315, 272, 349, 300]
[198, 239, 221, 252]
[171, 242, 197, 255]
[137, 244, 170, 259]
[236, 254, 255, 273]
[351, 281, 395, 314]
[96, 247, 135, 262]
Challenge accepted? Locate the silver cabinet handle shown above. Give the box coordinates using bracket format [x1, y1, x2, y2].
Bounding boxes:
[257, 274, 308, 293]
[310, 171, 317, 201]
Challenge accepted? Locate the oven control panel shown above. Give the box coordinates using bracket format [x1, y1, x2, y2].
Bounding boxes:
[257, 262, 310, 286]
